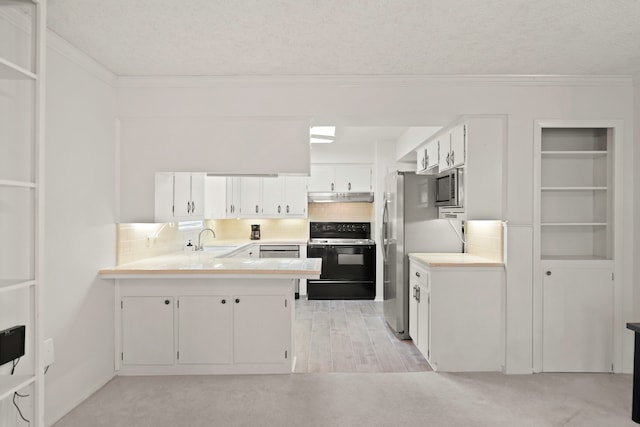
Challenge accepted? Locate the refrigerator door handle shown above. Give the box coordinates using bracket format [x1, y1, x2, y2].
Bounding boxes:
[381, 196, 389, 262]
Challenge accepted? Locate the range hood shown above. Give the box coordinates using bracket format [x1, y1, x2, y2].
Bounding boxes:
[307, 192, 374, 203]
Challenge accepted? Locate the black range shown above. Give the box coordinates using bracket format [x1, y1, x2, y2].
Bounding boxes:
[307, 222, 376, 300]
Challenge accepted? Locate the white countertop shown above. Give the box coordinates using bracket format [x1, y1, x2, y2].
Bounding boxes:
[99, 251, 321, 279]
[408, 253, 504, 268]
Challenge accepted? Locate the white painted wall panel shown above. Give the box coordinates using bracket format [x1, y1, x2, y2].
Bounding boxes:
[118, 117, 310, 222]
[44, 44, 117, 425]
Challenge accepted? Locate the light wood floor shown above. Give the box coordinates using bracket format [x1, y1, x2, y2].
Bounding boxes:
[293, 298, 432, 373]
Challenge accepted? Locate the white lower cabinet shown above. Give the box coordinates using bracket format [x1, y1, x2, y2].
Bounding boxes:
[409, 264, 430, 359]
[408, 259, 504, 372]
[233, 295, 291, 364]
[541, 265, 613, 372]
[118, 279, 294, 374]
[121, 296, 175, 365]
[177, 296, 232, 364]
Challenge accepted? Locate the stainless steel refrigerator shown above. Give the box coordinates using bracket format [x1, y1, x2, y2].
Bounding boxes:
[382, 171, 463, 339]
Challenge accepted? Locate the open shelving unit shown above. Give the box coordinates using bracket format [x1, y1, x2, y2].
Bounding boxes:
[538, 127, 612, 260]
[533, 120, 622, 375]
[0, 0, 45, 425]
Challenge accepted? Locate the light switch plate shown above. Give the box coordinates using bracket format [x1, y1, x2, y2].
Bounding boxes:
[43, 338, 54, 367]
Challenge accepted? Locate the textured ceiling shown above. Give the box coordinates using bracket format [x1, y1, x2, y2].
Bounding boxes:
[47, 0, 640, 77]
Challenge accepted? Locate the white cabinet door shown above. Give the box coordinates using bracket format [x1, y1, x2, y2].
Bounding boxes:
[416, 146, 428, 173]
[231, 245, 259, 259]
[409, 282, 419, 342]
[122, 297, 174, 365]
[154, 173, 175, 222]
[238, 177, 262, 217]
[155, 172, 205, 221]
[234, 295, 290, 364]
[334, 166, 371, 192]
[542, 267, 613, 372]
[283, 176, 308, 216]
[449, 124, 466, 169]
[308, 165, 335, 192]
[425, 139, 439, 171]
[226, 178, 240, 217]
[205, 176, 228, 219]
[189, 173, 205, 217]
[417, 282, 430, 359]
[178, 296, 232, 364]
[261, 177, 284, 216]
[438, 132, 452, 171]
[173, 172, 192, 218]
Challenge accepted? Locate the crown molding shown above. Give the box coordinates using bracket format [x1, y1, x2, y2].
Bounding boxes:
[0, 8, 116, 85]
[115, 74, 634, 89]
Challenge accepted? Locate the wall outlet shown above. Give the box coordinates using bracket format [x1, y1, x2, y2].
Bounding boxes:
[43, 338, 54, 367]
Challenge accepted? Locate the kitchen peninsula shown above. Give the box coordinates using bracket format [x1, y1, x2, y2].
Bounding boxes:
[100, 250, 321, 375]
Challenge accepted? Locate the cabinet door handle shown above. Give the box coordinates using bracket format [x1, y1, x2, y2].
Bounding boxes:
[425, 154, 429, 167]
[416, 287, 420, 302]
[221, 299, 226, 304]
[451, 151, 455, 165]
[286, 205, 290, 213]
[546, 271, 552, 276]
[164, 299, 170, 305]
[235, 298, 240, 304]
[278, 205, 281, 214]
[415, 271, 420, 277]
[187, 201, 191, 213]
[348, 182, 352, 191]
[191, 201, 195, 213]
[256, 205, 259, 213]
[331, 182, 334, 191]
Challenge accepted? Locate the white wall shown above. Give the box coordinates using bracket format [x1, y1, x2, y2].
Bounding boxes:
[44, 36, 117, 425]
[118, 76, 635, 374]
[118, 116, 310, 222]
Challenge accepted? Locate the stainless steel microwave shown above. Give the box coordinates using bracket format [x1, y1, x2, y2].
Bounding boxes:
[435, 168, 463, 207]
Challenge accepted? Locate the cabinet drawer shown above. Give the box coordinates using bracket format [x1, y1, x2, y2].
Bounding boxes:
[409, 264, 429, 288]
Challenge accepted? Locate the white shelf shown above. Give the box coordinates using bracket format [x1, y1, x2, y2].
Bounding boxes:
[541, 255, 611, 262]
[0, 57, 36, 80]
[0, 279, 35, 294]
[541, 150, 607, 158]
[0, 375, 35, 401]
[541, 222, 607, 227]
[541, 187, 607, 191]
[0, 179, 37, 188]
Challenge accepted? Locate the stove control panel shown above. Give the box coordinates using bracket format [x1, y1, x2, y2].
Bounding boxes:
[309, 222, 371, 240]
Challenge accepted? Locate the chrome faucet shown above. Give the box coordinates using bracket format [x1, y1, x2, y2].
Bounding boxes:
[196, 228, 216, 251]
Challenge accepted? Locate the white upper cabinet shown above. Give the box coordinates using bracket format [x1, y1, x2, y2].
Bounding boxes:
[309, 164, 372, 192]
[155, 172, 206, 222]
[207, 176, 308, 219]
[262, 176, 308, 217]
[417, 139, 439, 174]
[237, 177, 262, 217]
[283, 177, 309, 216]
[205, 176, 228, 219]
[334, 166, 372, 192]
[438, 125, 466, 171]
[308, 165, 335, 192]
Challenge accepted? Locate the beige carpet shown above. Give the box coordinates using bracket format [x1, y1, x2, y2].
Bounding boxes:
[54, 372, 635, 427]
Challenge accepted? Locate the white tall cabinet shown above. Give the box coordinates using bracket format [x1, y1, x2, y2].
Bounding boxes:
[533, 121, 622, 373]
[0, 1, 45, 425]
